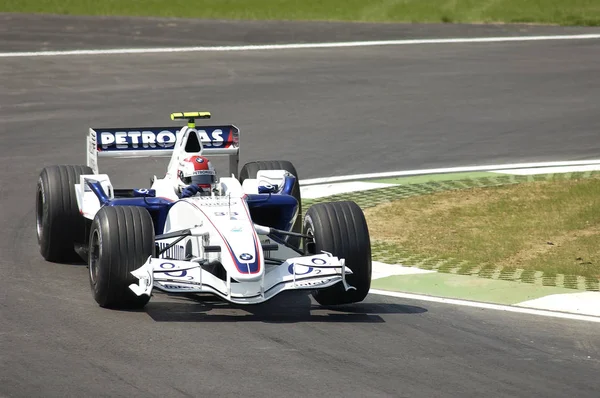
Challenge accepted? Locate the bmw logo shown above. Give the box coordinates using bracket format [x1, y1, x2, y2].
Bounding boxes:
[195, 157, 204, 163]
[239, 253, 253, 261]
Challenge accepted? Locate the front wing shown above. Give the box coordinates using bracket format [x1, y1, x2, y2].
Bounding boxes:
[129, 253, 355, 305]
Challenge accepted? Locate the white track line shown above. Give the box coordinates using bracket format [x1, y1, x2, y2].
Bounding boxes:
[300, 159, 600, 185]
[369, 289, 600, 323]
[1, 34, 600, 58]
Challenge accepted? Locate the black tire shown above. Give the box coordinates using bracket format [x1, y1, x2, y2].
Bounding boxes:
[88, 206, 154, 309]
[36, 165, 94, 262]
[239, 160, 302, 248]
[304, 201, 372, 305]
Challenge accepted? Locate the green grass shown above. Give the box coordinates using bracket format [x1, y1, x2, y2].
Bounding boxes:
[2, 0, 600, 26]
[364, 177, 600, 281]
[302, 172, 600, 290]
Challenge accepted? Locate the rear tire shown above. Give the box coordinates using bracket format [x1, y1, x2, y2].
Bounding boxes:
[88, 206, 154, 309]
[304, 201, 372, 305]
[239, 160, 302, 248]
[36, 165, 93, 262]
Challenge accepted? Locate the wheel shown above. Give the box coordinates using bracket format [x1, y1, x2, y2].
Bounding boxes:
[239, 160, 302, 248]
[88, 206, 154, 309]
[36, 165, 94, 262]
[303, 201, 372, 305]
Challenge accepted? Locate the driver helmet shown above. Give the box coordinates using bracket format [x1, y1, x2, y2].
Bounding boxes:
[177, 155, 217, 192]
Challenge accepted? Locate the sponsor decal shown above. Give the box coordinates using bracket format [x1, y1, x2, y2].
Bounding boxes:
[288, 263, 313, 275]
[87, 130, 98, 171]
[231, 225, 243, 233]
[133, 188, 155, 197]
[197, 129, 224, 147]
[192, 170, 214, 176]
[94, 127, 233, 151]
[156, 261, 193, 280]
[312, 258, 327, 265]
[294, 279, 330, 288]
[162, 284, 195, 290]
[99, 130, 177, 150]
[214, 211, 239, 216]
[239, 253, 254, 261]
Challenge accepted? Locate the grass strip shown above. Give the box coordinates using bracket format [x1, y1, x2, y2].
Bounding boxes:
[2, 0, 599, 26]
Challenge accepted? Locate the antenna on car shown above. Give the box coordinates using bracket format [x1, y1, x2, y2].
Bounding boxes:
[170, 111, 211, 129]
[228, 192, 232, 219]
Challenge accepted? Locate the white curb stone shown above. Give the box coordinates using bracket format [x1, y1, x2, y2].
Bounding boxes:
[300, 181, 396, 199]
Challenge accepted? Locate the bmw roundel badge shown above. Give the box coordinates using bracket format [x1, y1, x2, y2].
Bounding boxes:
[239, 253, 254, 261]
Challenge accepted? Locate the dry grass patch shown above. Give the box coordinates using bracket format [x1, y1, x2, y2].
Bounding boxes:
[365, 177, 600, 278]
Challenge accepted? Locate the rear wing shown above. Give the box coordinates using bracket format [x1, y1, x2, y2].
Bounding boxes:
[86, 118, 240, 177]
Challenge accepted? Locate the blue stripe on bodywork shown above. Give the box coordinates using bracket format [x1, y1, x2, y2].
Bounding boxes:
[221, 233, 259, 274]
[190, 201, 261, 275]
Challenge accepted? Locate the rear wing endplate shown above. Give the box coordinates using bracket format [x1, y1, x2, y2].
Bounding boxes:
[86, 124, 240, 177]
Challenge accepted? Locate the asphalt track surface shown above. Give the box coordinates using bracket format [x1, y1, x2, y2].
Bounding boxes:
[1, 14, 600, 397]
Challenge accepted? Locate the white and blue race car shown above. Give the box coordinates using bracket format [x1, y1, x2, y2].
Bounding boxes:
[36, 112, 372, 309]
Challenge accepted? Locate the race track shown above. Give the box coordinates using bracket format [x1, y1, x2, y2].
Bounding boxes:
[1, 14, 600, 397]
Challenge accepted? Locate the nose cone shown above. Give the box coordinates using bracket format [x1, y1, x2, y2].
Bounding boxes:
[219, 222, 264, 281]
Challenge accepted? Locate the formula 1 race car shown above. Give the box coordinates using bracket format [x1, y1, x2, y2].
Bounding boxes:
[36, 112, 372, 309]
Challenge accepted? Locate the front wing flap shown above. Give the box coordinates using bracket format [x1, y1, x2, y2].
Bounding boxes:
[129, 253, 354, 304]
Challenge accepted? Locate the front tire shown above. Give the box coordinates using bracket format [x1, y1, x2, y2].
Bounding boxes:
[88, 206, 154, 309]
[36, 165, 93, 262]
[304, 201, 372, 305]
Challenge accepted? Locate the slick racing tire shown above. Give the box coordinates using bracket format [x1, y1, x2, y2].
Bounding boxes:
[304, 201, 372, 306]
[88, 206, 154, 309]
[239, 160, 302, 248]
[36, 165, 93, 262]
